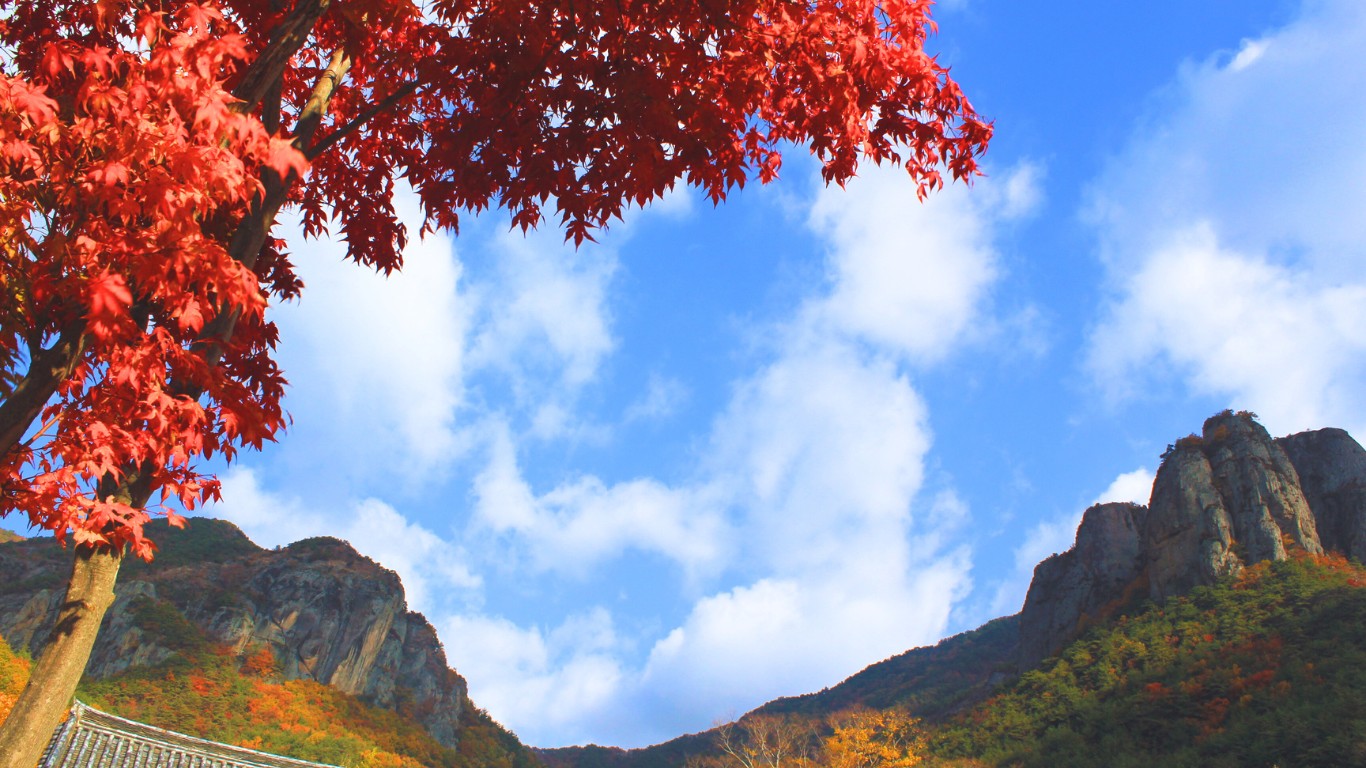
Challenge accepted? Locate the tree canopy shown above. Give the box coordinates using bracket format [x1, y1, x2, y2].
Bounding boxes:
[0, 0, 989, 557]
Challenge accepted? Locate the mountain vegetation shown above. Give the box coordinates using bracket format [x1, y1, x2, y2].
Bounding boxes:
[0, 620, 534, 768]
[548, 553, 1366, 768]
[0, 518, 539, 768]
[927, 553, 1366, 766]
[5, 412, 1365, 766]
[543, 413, 1366, 768]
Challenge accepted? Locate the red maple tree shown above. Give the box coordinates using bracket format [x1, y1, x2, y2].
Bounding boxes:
[0, 0, 989, 763]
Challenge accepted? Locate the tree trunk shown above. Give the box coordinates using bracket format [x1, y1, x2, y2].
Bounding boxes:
[0, 545, 122, 768]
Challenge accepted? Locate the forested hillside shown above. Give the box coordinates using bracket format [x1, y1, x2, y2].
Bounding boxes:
[544, 414, 1366, 768]
[0, 521, 541, 768]
[928, 553, 1366, 766]
[0, 626, 533, 768]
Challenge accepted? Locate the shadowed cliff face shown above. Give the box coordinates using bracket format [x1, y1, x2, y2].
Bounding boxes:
[0, 521, 468, 748]
[1017, 412, 1360, 670]
[1278, 427, 1366, 563]
[1018, 502, 1147, 666]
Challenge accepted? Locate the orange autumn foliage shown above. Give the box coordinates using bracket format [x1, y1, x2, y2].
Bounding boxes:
[0, 639, 31, 725]
[822, 709, 926, 768]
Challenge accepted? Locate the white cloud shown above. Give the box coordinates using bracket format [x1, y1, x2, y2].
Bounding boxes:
[707, 339, 932, 575]
[643, 184, 696, 219]
[208, 466, 320, 547]
[1087, 0, 1366, 437]
[806, 163, 1038, 362]
[471, 421, 730, 578]
[467, 228, 617, 390]
[617, 332, 964, 733]
[1092, 467, 1155, 506]
[210, 468, 480, 615]
[638, 550, 970, 739]
[1228, 38, 1268, 72]
[273, 189, 470, 479]
[440, 611, 627, 747]
[1090, 225, 1366, 436]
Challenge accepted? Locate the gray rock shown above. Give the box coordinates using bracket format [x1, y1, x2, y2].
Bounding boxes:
[1143, 442, 1242, 601]
[1016, 412, 1346, 671]
[1277, 427, 1366, 562]
[1201, 411, 1321, 560]
[0, 524, 468, 748]
[1018, 502, 1146, 667]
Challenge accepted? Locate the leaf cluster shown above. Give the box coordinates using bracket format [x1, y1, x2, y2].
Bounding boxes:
[0, 0, 989, 559]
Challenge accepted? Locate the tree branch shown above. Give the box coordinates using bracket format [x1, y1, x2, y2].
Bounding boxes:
[233, 0, 333, 113]
[307, 79, 420, 159]
[293, 47, 353, 151]
[0, 318, 88, 459]
[199, 46, 352, 361]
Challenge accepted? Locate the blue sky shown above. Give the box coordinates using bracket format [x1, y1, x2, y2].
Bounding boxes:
[12, 0, 1366, 751]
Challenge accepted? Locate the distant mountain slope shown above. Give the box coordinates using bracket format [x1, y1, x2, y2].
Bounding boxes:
[0, 628, 531, 768]
[756, 615, 1019, 721]
[0, 518, 538, 768]
[930, 554, 1366, 766]
[541, 412, 1366, 768]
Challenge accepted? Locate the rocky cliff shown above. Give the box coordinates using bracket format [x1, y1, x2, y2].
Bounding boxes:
[0, 520, 468, 748]
[1017, 411, 1363, 668]
[538, 411, 1366, 768]
[1278, 427, 1366, 563]
[1016, 502, 1146, 666]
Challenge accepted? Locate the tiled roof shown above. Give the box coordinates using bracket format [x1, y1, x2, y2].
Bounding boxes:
[38, 702, 339, 768]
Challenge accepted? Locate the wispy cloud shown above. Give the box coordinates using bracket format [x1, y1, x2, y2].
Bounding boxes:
[470, 420, 731, 580]
[271, 189, 471, 483]
[467, 228, 618, 392]
[1086, 0, 1366, 438]
[806, 163, 1039, 362]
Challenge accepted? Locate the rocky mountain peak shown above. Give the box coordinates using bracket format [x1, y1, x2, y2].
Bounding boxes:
[1018, 412, 1359, 669]
[0, 519, 468, 748]
[1018, 501, 1146, 665]
[1277, 427, 1366, 562]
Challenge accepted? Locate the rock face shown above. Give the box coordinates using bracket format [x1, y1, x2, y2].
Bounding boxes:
[0, 521, 468, 748]
[1143, 443, 1242, 601]
[1018, 503, 1146, 665]
[1201, 412, 1321, 560]
[1278, 427, 1366, 563]
[1018, 411, 1357, 670]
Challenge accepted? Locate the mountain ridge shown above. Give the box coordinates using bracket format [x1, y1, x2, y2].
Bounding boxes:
[0, 518, 476, 751]
[539, 412, 1366, 767]
[3, 411, 1364, 765]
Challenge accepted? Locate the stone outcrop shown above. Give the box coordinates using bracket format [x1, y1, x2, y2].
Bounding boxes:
[0, 521, 467, 748]
[1018, 503, 1146, 666]
[1143, 412, 1321, 601]
[1201, 412, 1321, 561]
[1278, 427, 1366, 563]
[1143, 442, 1242, 601]
[1018, 411, 1359, 671]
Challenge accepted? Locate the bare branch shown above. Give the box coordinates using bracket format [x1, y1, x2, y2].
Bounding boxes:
[307, 80, 420, 159]
[293, 47, 354, 150]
